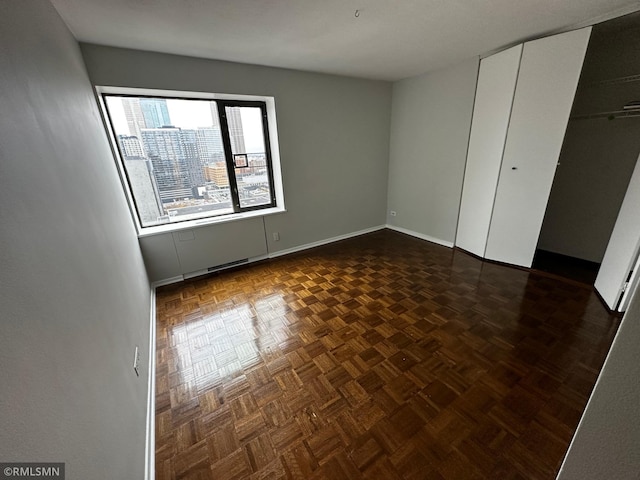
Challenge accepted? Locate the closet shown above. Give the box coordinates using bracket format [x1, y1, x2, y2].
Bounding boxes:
[458, 14, 640, 312]
[456, 27, 592, 267]
[536, 12, 640, 311]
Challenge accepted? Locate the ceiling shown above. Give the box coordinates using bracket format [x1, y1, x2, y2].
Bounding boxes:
[51, 0, 640, 82]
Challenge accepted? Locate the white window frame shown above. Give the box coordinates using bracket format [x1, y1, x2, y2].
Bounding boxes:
[96, 86, 286, 237]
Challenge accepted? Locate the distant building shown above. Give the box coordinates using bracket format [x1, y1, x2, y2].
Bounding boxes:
[122, 157, 164, 225]
[141, 127, 205, 201]
[225, 106, 246, 154]
[180, 129, 206, 187]
[140, 98, 171, 128]
[116, 134, 163, 223]
[203, 162, 230, 187]
[207, 103, 246, 154]
[196, 127, 224, 163]
[117, 134, 144, 158]
[121, 98, 146, 139]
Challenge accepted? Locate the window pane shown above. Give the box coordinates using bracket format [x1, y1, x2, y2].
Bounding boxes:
[104, 96, 232, 227]
[225, 106, 273, 209]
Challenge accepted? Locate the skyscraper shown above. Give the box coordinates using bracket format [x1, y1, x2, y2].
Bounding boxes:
[207, 103, 246, 154]
[121, 98, 146, 138]
[180, 129, 206, 188]
[196, 127, 224, 163]
[115, 135, 163, 225]
[117, 134, 144, 158]
[225, 106, 246, 154]
[140, 98, 171, 128]
[141, 127, 205, 201]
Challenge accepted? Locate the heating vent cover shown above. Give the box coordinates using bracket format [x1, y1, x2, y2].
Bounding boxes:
[207, 258, 248, 272]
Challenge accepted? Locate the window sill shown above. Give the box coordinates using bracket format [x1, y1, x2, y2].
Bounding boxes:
[136, 206, 287, 238]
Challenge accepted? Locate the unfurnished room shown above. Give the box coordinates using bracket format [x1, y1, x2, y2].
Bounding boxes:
[2, 1, 640, 479]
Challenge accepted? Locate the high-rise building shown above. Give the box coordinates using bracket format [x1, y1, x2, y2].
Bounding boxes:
[141, 127, 205, 201]
[207, 103, 245, 154]
[115, 135, 163, 225]
[117, 134, 144, 158]
[225, 106, 246, 154]
[180, 129, 206, 187]
[209, 103, 221, 129]
[123, 158, 164, 225]
[196, 127, 224, 163]
[140, 98, 171, 128]
[121, 98, 146, 138]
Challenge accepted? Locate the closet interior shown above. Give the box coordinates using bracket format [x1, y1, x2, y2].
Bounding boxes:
[535, 11, 640, 287]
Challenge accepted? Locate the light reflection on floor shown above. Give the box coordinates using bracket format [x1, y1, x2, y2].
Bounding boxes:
[169, 293, 293, 390]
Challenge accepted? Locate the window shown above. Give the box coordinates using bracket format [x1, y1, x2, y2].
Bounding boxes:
[98, 87, 284, 233]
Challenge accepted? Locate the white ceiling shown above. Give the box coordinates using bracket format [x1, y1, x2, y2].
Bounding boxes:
[51, 0, 640, 82]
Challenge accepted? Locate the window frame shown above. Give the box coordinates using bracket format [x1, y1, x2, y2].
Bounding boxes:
[95, 86, 286, 237]
[217, 100, 277, 213]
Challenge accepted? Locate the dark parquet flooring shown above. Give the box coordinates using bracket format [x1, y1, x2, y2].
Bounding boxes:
[155, 229, 620, 479]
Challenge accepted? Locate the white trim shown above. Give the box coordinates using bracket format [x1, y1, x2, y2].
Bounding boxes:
[137, 207, 287, 238]
[144, 287, 157, 480]
[149, 225, 453, 285]
[268, 225, 386, 258]
[385, 224, 454, 248]
[97, 85, 270, 102]
[94, 85, 286, 238]
[153, 275, 185, 288]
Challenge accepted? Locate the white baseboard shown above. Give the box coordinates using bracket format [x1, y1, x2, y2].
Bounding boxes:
[152, 275, 184, 288]
[268, 225, 386, 259]
[144, 287, 157, 480]
[385, 224, 454, 248]
[151, 225, 451, 286]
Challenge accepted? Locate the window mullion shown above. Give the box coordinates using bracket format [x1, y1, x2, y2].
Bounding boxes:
[260, 105, 277, 206]
[216, 100, 241, 213]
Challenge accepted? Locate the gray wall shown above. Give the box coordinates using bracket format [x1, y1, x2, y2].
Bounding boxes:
[538, 15, 640, 263]
[557, 286, 640, 479]
[386, 58, 478, 245]
[80, 44, 392, 281]
[0, 2, 151, 478]
[538, 119, 640, 262]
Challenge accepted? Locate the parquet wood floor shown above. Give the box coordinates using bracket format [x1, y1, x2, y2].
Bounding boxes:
[155, 229, 620, 479]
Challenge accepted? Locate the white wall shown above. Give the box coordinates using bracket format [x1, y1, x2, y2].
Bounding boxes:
[386, 58, 478, 245]
[0, 2, 151, 478]
[80, 44, 392, 281]
[557, 285, 640, 479]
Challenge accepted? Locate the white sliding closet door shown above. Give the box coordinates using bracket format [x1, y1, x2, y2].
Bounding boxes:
[485, 27, 591, 267]
[595, 156, 640, 311]
[456, 44, 522, 258]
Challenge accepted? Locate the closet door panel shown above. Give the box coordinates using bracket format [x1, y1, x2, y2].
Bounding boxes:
[485, 27, 591, 267]
[595, 156, 640, 311]
[456, 44, 522, 257]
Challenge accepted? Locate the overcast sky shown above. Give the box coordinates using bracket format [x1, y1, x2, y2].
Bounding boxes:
[106, 97, 264, 152]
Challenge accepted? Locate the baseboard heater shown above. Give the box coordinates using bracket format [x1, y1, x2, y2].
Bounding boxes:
[182, 258, 249, 280]
[207, 258, 248, 272]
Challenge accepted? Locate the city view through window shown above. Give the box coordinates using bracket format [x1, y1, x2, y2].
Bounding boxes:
[103, 95, 275, 227]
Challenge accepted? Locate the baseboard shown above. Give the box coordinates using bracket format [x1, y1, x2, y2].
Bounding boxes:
[151, 225, 387, 285]
[144, 287, 157, 480]
[183, 254, 269, 280]
[152, 275, 184, 288]
[268, 225, 386, 259]
[385, 224, 454, 248]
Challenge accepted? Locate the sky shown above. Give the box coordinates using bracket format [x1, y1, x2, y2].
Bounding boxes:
[106, 97, 264, 152]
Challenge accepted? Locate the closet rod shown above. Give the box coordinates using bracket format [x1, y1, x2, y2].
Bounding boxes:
[571, 110, 640, 120]
[585, 73, 640, 87]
